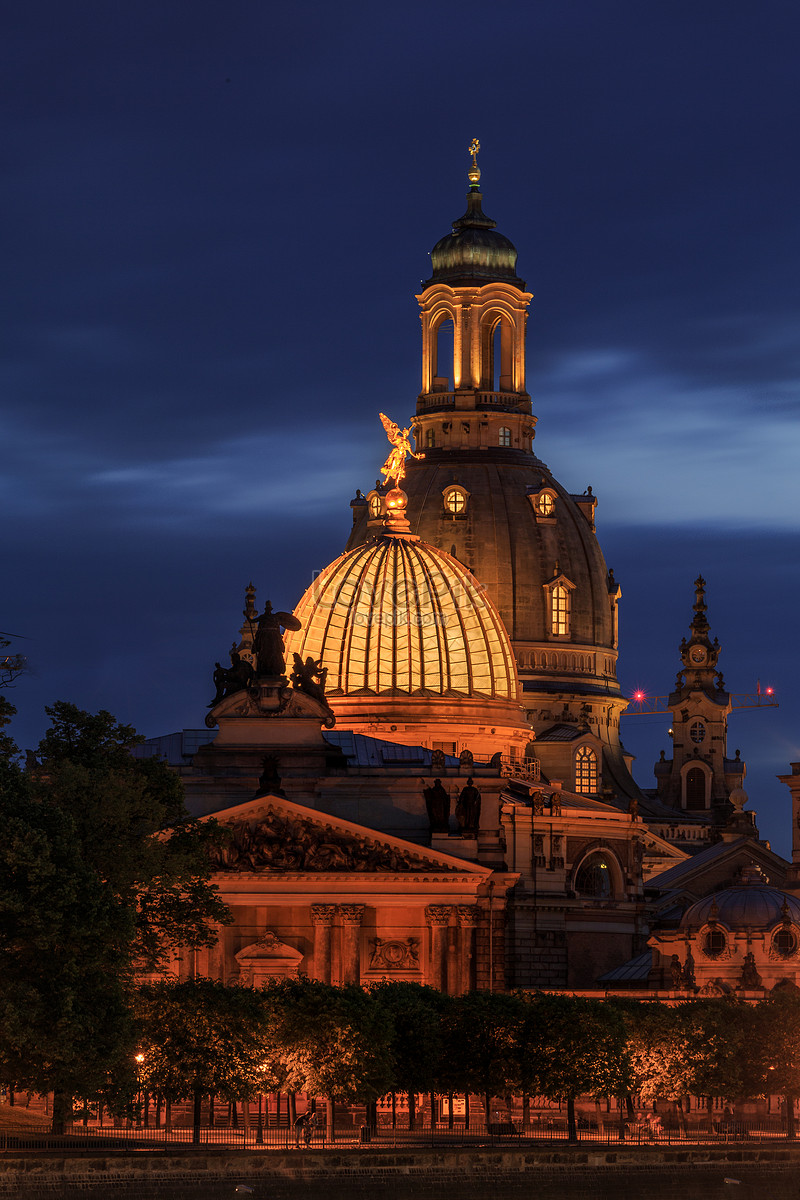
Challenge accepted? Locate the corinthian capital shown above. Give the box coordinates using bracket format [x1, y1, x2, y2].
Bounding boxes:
[311, 904, 337, 926]
[339, 904, 366, 926]
[425, 904, 454, 927]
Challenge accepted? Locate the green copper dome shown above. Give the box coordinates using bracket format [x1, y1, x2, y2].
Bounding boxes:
[426, 187, 525, 289]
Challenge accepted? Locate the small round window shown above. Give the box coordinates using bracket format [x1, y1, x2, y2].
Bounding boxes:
[690, 722, 706, 744]
[444, 489, 467, 515]
[774, 929, 797, 958]
[538, 493, 555, 516]
[704, 929, 726, 958]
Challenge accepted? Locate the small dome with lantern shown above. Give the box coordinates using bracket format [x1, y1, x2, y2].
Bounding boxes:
[680, 865, 800, 930]
[425, 140, 525, 288]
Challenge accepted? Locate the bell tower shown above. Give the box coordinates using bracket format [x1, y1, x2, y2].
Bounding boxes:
[654, 576, 752, 829]
[413, 139, 535, 456]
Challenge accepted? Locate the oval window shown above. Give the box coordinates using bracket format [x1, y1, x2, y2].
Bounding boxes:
[774, 929, 797, 958]
[704, 929, 726, 958]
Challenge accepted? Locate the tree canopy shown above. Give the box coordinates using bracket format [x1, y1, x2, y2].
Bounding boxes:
[0, 701, 230, 1125]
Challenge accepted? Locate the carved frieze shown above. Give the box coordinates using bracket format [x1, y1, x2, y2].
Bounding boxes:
[211, 806, 443, 873]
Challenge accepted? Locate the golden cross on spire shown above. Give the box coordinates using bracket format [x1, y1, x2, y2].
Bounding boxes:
[468, 138, 480, 168]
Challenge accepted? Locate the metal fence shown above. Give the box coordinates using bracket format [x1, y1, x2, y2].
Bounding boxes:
[1, 1119, 798, 1153]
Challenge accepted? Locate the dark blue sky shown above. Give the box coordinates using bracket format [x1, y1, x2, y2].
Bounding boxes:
[4, 1, 799, 853]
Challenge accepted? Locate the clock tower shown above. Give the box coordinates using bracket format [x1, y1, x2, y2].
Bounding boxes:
[653, 576, 754, 831]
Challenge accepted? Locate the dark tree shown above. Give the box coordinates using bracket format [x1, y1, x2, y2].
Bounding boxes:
[522, 992, 629, 1142]
[370, 980, 447, 1129]
[0, 702, 229, 1130]
[261, 978, 394, 1140]
[136, 979, 273, 1144]
[441, 991, 524, 1122]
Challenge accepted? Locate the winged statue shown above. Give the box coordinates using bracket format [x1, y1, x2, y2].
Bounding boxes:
[379, 412, 423, 486]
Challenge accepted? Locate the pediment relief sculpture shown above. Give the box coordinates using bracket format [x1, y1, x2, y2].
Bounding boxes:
[211, 807, 444, 873]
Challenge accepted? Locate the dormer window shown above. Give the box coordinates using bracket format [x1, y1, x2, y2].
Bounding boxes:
[527, 488, 557, 521]
[498, 426, 512, 447]
[552, 584, 569, 636]
[368, 492, 383, 519]
[544, 574, 575, 638]
[575, 745, 598, 794]
[443, 485, 469, 517]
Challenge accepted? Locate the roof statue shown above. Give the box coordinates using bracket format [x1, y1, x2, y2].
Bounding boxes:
[252, 600, 302, 678]
[379, 412, 422, 486]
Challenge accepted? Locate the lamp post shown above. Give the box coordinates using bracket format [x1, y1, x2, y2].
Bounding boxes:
[134, 1054, 145, 1128]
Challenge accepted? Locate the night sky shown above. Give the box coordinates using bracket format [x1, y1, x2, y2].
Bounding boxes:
[4, 2, 799, 855]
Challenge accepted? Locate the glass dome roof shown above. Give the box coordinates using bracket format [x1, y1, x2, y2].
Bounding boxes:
[284, 534, 518, 699]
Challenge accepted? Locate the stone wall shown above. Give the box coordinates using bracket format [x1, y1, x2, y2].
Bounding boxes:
[1, 1146, 799, 1200]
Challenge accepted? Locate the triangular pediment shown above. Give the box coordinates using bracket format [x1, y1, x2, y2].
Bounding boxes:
[205, 791, 491, 877]
[647, 836, 789, 901]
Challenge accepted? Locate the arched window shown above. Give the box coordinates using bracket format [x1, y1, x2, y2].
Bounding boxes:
[551, 584, 569, 636]
[368, 493, 382, 519]
[575, 852, 614, 899]
[575, 745, 598, 794]
[685, 767, 707, 810]
[434, 318, 454, 390]
[498, 426, 512, 447]
[443, 486, 468, 516]
[425, 427, 436, 448]
[538, 492, 555, 516]
[482, 314, 514, 393]
[690, 721, 705, 744]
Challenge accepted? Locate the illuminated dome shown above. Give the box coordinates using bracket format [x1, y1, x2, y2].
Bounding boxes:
[284, 527, 528, 755]
[287, 534, 516, 698]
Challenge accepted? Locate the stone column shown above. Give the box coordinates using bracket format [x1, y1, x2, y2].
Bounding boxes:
[457, 906, 480, 994]
[339, 905, 365, 985]
[311, 905, 337, 983]
[425, 905, 453, 992]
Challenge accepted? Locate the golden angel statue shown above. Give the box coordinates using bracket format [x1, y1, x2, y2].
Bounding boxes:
[379, 412, 422, 486]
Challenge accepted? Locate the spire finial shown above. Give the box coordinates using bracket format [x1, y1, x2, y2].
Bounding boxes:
[468, 138, 481, 189]
[691, 574, 709, 636]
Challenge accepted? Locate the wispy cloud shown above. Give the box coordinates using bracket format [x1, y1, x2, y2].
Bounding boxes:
[536, 343, 800, 528]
